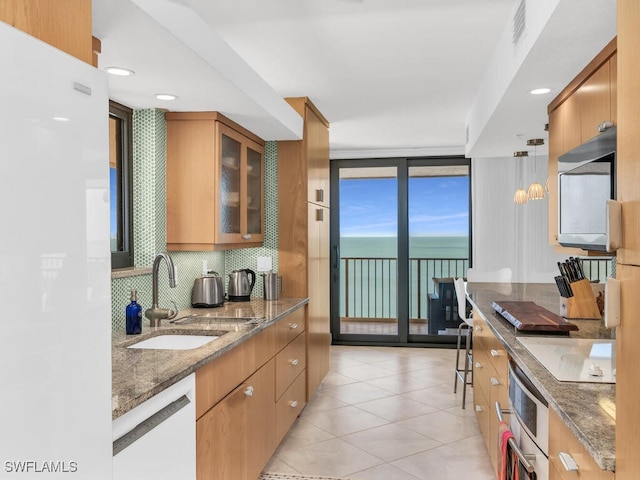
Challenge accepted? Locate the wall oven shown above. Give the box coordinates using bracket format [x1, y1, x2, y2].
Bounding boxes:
[496, 361, 549, 480]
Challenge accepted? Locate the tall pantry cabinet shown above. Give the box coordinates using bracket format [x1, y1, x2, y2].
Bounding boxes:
[614, 2, 640, 480]
[278, 97, 331, 399]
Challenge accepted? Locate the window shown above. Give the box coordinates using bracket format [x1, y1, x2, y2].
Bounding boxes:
[109, 101, 134, 269]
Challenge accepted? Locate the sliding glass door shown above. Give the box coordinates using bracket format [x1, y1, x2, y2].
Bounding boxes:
[330, 157, 470, 346]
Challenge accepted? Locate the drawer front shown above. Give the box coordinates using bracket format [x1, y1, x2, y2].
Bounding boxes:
[275, 370, 306, 445]
[473, 314, 508, 378]
[473, 381, 491, 449]
[549, 409, 614, 480]
[275, 307, 306, 352]
[275, 332, 307, 400]
[474, 349, 498, 393]
[472, 314, 492, 351]
[195, 326, 274, 419]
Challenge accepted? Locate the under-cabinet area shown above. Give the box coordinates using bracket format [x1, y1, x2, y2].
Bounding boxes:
[466, 283, 615, 480]
[111, 299, 311, 480]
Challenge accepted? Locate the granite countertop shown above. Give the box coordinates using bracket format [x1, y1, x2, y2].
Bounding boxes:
[465, 282, 615, 471]
[112, 297, 308, 420]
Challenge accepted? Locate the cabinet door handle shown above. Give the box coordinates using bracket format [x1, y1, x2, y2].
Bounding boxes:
[244, 386, 254, 397]
[559, 452, 579, 472]
[475, 362, 483, 368]
[289, 400, 299, 408]
[490, 377, 500, 386]
[242, 234, 252, 240]
[475, 405, 484, 412]
[490, 349, 500, 357]
[289, 323, 298, 330]
[290, 359, 300, 366]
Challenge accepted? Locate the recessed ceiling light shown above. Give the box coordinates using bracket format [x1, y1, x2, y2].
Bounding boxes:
[104, 66, 135, 77]
[155, 93, 178, 101]
[530, 88, 551, 95]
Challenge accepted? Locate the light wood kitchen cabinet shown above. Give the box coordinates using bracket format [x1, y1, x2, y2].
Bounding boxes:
[0, 0, 94, 65]
[196, 359, 275, 480]
[547, 40, 617, 251]
[284, 97, 330, 207]
[166, 112, 265, 251]
[549, 408, 614, 480]
[577, 60, 614, 144]
[195, 307, 306, 480]
[278, 97, 331, 400]
[306, 202, 331, 396]
[472, 310, 509, 477]
[615, 6, 640, 480]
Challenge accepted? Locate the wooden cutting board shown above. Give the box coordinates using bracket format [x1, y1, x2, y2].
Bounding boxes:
[491, 301, 579, 332]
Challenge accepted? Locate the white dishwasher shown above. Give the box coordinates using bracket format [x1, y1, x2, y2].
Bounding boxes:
[113, 373, 196, 480]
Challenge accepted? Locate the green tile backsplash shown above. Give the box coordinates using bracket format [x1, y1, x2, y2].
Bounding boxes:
[111, 109, 278, 331]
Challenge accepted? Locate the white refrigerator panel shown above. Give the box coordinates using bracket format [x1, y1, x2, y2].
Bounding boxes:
[0, 23, 112, 478]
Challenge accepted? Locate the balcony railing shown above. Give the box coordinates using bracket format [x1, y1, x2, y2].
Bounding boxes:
[340, 257, 468, 320]
[339, 256, 613, 321]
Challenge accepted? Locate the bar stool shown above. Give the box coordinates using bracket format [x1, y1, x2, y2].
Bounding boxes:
[453, 276, 473, 408]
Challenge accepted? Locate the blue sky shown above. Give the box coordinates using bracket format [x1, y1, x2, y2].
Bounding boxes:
[339, 176, 469, 237]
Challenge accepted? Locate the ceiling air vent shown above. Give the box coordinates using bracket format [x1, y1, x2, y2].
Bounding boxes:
[513, 0, 526, 45]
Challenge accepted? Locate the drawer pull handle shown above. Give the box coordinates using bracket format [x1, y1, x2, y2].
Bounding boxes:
[490, 349, 500, 357]
[289, 323, 298, 330]
[290, 359, 300, 366]
[559, 452, 579, 472]
[490, 377, 500, 386]
[475, 362, 482, 368]
[244, 386, 254, 397]
[289, 400, 299, 408]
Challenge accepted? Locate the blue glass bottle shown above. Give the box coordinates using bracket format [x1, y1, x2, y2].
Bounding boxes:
[125, 290, 142, 335]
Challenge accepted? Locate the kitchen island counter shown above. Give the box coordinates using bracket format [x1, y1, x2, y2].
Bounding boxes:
[111, 297, 308, 420]
[466, 282, 615, 471]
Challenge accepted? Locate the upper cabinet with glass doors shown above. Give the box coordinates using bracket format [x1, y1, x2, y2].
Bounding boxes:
[166, 112, 264, 250]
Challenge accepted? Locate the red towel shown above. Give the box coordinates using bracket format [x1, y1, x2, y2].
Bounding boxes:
[499, 420, 519, 480]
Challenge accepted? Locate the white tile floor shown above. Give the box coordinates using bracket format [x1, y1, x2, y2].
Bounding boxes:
[263, 345, 496, 480]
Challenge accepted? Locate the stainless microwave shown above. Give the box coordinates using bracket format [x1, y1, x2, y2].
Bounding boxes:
[557, 126, 616, 252]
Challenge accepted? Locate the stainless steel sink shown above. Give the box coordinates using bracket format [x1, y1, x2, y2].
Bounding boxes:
[171, 314, 265, 326]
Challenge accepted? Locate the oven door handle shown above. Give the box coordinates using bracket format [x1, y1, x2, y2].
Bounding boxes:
[495, 402, 536, 474]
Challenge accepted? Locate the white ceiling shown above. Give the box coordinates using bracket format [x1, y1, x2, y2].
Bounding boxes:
[92, 0, 616, 160]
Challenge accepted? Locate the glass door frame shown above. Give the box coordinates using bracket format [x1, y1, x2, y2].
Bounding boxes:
[330, 156, 472, 347]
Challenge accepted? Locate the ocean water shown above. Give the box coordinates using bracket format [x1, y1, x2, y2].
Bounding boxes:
[340, 236, 468, 259]
[339, 236, 469, 320]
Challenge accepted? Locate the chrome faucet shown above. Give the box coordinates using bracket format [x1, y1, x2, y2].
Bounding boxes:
[145, 252, 178, 327]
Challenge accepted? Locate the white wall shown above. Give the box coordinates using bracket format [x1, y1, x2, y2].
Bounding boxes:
[472, 154, 565, 283]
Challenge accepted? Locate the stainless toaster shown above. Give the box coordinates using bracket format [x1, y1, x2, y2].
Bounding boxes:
[191, 273, 224, 307]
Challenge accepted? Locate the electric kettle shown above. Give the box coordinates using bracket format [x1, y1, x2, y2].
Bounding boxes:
[227, 269, 256, 302]
[191, 272, 224, 307]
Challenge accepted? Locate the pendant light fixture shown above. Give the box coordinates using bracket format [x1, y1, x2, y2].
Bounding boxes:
[526, 138, 545, 200]
[513, 150, 529, 204]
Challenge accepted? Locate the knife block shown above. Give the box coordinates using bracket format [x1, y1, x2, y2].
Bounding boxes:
[559, 279, 602, 319]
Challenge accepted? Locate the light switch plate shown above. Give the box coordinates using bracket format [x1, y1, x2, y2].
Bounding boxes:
[257, 256, 272, 272]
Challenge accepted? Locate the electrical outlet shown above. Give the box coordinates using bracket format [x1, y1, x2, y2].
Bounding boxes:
[257, 256, 272, 272]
